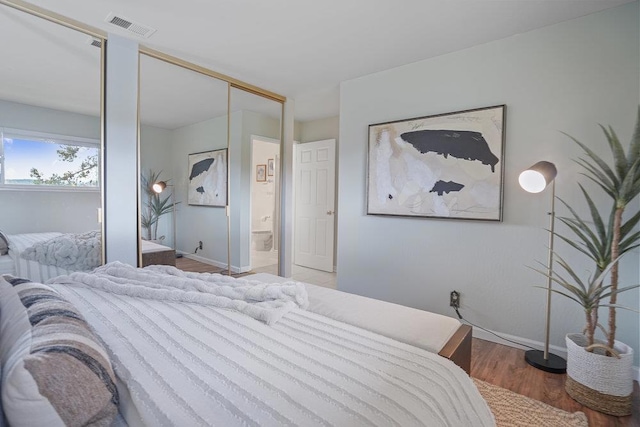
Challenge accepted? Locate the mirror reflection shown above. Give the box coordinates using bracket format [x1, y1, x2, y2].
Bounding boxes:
[229, 87, 282, 274]
[138, 54, 230, 271]
[0, 5, 103, 282]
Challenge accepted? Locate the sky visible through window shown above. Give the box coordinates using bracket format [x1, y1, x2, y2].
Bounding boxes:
[3, 137, 98, 186]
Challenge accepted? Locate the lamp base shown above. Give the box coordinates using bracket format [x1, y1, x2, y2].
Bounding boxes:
[525, 349, 566, 374]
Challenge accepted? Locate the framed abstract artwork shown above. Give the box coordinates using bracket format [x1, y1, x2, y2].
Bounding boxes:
[367, 105, 506, 221]
[267, 158, 275, 176]
[187, 148, 227, 207]
[256, 164, 266, 182]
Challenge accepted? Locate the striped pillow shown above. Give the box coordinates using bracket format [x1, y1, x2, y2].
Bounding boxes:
[0, 275, 118, 427]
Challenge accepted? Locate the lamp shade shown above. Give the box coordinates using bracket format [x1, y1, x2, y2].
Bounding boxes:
[152, 181, 167, 194]
[518, 161, 557, 193]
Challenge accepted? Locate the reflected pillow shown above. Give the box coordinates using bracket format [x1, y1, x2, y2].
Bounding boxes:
[0, 230, 8, 255]
[0, 275, 118, 427]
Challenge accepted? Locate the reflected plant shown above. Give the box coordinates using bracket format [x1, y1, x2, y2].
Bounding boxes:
[141, 169, 175, 241]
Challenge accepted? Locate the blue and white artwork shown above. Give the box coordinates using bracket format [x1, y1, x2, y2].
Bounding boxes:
[367, 105, 505, 220]
[187, 149, 227, 207]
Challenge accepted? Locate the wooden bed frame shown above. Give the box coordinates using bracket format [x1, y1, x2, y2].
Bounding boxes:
[438, 324, 472, 374]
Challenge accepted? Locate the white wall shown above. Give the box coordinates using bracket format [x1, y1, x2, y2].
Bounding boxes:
[0, 99, 101, 233]
[232, 110, 281, 271]
[251, 139, 279, 232]
[300, 116, 339, 143]
[172, 115, 229, 266]
[338, 3, 640, 365]
[104, 34, 139, 265]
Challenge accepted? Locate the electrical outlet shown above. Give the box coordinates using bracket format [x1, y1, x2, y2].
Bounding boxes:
[450, 290, 460, 308]
[198, 241, 203, 250]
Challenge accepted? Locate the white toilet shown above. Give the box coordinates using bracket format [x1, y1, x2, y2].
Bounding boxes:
[252, 230, 273, 251]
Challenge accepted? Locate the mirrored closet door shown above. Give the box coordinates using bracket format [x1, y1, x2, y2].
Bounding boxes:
[0, 3, 104, 282]
[228, 87, 282, 275]
[138, 53, 230, 271]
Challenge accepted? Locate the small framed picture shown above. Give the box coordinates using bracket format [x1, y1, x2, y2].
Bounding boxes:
[256, 164, 267, 182]
[267, 158, 275, 176]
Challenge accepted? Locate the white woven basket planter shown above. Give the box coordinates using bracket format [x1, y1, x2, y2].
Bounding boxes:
[565, 333, 633, 416]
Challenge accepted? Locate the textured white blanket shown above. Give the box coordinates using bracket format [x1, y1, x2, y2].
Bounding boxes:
[48, 262, 308, 324]
[21, 230, 101, 271]
[51, 278, 495, 427]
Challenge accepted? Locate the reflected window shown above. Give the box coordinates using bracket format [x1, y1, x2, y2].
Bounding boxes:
[0, 128, 99, 188]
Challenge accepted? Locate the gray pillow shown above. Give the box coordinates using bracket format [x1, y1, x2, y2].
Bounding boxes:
[0, 275, 119, 426]
[0, 230, 8, 255]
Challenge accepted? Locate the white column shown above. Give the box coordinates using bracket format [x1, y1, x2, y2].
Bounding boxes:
[104, 34, 139, 265]
[278, 98, 295, 278]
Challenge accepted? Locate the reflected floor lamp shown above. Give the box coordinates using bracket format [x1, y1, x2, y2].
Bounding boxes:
[518, 161, 567, 374]
[152, 181, 180, 258]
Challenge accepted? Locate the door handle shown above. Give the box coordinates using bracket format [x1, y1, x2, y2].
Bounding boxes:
[327, 210, 334, 215]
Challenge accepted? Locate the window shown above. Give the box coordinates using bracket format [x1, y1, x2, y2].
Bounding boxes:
[0, 128, 100, 189]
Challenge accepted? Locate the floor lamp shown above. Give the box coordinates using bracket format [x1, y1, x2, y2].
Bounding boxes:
[518, 161, 567, 374]
[152, 181, 178, 256]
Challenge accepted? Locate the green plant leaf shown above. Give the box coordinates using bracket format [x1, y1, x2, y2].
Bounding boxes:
[564, 131, 618, 187]
[599, 304, 640, 314]
[626, 106, 640, 166]
[575, 159, 616, 195]
[578, 184, 606, 242]
[600, 124, 628, 181]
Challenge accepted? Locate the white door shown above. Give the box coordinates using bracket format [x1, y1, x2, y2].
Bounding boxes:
[294, 139, 336, 272]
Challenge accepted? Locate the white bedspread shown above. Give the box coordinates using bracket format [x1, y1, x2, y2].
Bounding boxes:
[50, 269, 494, 427]
[250, 272, 461, 353]
[20, 230, 101, 271]
[6, 232, 72, 283]
[49, 262, 308, 325]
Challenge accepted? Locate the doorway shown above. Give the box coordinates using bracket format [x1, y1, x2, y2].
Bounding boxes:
[250, 136, 280, 271]
[293, 139, 336, 274]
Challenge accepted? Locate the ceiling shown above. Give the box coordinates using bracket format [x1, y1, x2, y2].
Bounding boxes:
[0, 0, 634, 125]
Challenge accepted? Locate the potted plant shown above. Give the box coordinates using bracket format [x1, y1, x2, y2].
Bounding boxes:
[141, 169, 175, 242]
[544, 110, 640, 416]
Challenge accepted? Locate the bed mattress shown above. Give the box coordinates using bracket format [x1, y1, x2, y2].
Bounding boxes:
[250, 272, 461, 353]
[49, 265, 494, 427]
[141, 240, 172, 253]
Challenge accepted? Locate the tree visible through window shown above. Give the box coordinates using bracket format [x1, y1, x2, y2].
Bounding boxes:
[1, 129, 99, 188]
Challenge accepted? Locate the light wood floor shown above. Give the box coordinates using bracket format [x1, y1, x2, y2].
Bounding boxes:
[175, 257, 252, 277]
[472, 338, 639, 426]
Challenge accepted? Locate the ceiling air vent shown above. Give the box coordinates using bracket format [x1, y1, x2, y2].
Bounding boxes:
[105, 13, 156, 38]
[86, 37, 103, 48]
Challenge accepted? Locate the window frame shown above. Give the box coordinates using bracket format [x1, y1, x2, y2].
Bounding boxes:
[0, 127, 101, 192]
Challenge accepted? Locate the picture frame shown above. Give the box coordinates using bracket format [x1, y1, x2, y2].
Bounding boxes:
[367, 104, 506, 221]
[267, 158, 275, 176]
[187, 148, 227, 207]
[256, 164, 267, 182]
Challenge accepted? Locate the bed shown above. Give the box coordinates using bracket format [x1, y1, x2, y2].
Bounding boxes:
[0, 233, 177, 283]
[141, 240, 176, 267]
[0, 263, 494, 426]
[250, 272, 472, 373]
[2, 232, 74, 282]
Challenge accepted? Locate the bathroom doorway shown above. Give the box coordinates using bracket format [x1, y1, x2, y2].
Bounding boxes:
[250, 136, 280, 271]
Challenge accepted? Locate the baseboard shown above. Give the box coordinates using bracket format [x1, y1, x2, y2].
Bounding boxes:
[472, 328, 640, 382]
[180, 253, 246, 274]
